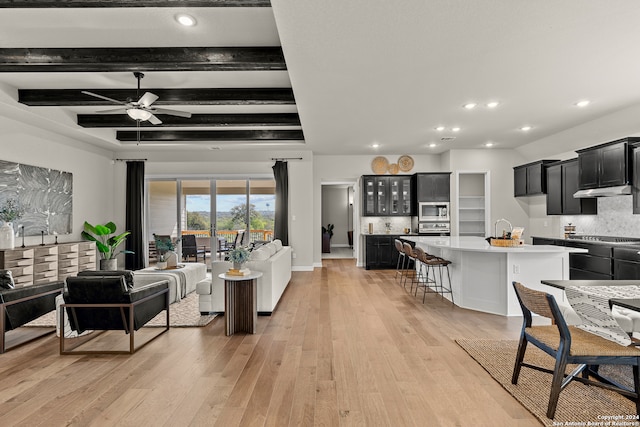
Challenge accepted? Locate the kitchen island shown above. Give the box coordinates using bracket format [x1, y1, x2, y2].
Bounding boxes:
[403, 236, 587, 316]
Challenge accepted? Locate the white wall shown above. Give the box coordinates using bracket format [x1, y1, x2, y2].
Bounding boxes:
[119, 155, 316, 271]
[313, 154, 443, 266]
[0, 115, 115, 248]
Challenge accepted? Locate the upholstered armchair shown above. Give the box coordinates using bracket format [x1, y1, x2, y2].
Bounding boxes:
[61, 274, 169, 354]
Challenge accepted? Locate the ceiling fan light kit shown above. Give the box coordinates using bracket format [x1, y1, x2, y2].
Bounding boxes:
[82, 71, 191, 126]
[126, 108, 152, 121]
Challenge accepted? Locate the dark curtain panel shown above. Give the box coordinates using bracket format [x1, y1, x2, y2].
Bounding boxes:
[272, 161, 289, 246]
[125, 161, 145, 270]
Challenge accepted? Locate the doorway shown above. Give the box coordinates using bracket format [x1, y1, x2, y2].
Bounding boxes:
[321, 183, 356, 259]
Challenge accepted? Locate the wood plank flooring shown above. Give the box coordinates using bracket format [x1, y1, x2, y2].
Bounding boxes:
[0, 259, 541, 426]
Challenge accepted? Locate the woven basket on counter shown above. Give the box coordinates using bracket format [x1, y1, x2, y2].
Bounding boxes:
[489, 238, 523, 247]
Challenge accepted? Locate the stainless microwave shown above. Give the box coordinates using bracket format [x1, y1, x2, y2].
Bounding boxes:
[418, 202, 449, 221]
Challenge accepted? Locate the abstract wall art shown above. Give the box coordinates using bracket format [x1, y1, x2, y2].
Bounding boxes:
[0, 160, 72, 236]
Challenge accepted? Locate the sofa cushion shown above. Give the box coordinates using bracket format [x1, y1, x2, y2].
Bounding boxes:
[250, 247, 270, 261]
[78, 270, 135, 291]
[264, 243, 277, 256]
[0, 269, 15, 289]
[273, 239, 283, 251]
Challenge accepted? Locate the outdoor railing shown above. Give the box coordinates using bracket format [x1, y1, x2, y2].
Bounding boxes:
[180, 229, 273, 243]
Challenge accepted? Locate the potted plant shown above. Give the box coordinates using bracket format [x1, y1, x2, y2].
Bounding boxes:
[322, 223, 334, 253]
[153, 234, 179, 269]
[0, 198, 25, 250]
[81, 221, 133, 270]
[228, 246, 250, 271]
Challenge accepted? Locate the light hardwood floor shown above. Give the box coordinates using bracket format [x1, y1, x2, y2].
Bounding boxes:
[0, 259, 541, 426]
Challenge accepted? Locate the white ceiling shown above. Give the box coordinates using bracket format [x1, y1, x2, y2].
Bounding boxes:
[2, 1, 640, 157]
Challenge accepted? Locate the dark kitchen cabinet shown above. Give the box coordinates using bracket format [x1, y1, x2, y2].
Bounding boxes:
[362, 175, 412, 216]
[513, 160, 558, 197]
[576, 138, 640, 190]
[546, 159, 597, 215]
[365, 235, 401, 269]
[414, 173, 451, 202]
[613, 247, 640, 279]
[533, 237, 613, 279]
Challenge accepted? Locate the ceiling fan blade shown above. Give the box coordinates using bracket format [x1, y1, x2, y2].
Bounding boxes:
[148, 114, 163, 125]
[152, 108, 192, 118]
[95, 107, 128, 114]
[81, 91, 126, 105]
[138, 92, 159, 108]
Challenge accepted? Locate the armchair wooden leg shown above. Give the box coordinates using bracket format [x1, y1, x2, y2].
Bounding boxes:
[511, 336, 528, 384]
[547, 348, 569, 419]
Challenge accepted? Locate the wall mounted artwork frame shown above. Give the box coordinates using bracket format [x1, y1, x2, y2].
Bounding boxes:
[0, 160, 72, 236]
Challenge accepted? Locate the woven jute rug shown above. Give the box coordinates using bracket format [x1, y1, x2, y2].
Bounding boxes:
[456, 339, 637, 426]
[24, 292, 217, 328]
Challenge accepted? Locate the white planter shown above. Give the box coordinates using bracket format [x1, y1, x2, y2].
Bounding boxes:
[100, 259, 118, 271]
[156, 261, 168, 270]
[0, 222, 15, 250]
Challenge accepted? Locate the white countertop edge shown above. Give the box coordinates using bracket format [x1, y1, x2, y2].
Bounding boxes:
[402, 236, 587, 253]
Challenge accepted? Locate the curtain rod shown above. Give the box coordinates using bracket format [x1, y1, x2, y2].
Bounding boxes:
[115, 158, 147, 162]
[271, 157, 302, 161]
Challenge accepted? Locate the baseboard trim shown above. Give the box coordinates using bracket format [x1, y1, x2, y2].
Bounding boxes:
[292, 265, 315, 272]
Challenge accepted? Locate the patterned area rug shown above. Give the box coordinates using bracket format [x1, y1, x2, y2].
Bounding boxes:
[24, 292, 217, 328]
[456, 339, 636, 426]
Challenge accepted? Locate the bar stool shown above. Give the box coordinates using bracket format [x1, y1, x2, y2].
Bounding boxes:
[394, 239, 407, 283]
[402, 242, 417, 290]
[425, 254, 454, 304]
[412, 246, 435, 297]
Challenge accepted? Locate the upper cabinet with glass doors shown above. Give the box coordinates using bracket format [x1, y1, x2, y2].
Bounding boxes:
[362, 175, 413, 216]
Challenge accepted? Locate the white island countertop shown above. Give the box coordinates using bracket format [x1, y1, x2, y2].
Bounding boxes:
[403, 236, 585, 254]
[401, 236, 585, 316]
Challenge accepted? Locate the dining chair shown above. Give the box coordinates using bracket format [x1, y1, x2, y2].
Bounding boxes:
[511, 281, 640, 419]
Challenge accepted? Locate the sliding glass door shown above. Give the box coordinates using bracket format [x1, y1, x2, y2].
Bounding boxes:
[146, 177, 275, 266]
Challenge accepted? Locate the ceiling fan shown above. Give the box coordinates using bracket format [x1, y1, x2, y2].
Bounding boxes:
[81, 72, 192, 125]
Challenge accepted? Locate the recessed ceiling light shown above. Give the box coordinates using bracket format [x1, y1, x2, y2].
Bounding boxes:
[372, 143, 380, 149]
[485, 142, 494, 147]
[175, 14, 197, 27]
[463, 103, 477, 110]
[575, 100, 590, 107]
[486, 101, 499, 108]
[435, 126, 445, 131]
[520, 125, 532, 131]
[429, 143, 437, 148]
[451, 127, 461, 132]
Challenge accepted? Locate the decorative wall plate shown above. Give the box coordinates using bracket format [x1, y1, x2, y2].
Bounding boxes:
[371, 156, 389, 174]
[387, 163, 399, 174]
[398, 155, 414, 172]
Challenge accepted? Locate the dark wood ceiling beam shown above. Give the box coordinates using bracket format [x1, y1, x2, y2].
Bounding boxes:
[78, 113, 301, 128]
[0, 0, 271, 7]
[19, 88, 295, 106]
[0, 47, 285, 72]
[116, 129, 304, 142]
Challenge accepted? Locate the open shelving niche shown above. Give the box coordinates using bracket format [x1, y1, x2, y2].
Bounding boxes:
[456, 172, 489, 237]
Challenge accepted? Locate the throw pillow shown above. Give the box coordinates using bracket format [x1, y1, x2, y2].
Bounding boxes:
[249, 247, 270, 261]
[78, 270, 135, 291]
[273, 239, 283, 251]
[264, 242, 277, 256]
[0, 269, 15, 289]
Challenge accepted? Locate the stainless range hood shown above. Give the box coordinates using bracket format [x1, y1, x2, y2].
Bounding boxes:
[573, 185, 632, 198]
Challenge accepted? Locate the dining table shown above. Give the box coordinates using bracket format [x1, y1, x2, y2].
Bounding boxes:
[541, 279, 640, 346]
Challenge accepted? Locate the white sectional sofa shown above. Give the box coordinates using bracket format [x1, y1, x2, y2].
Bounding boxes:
[197, 240, 292, 315]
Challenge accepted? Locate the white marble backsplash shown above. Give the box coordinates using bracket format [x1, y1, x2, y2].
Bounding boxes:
[360, 216, 412, 234]
[562, 195, 640, 237]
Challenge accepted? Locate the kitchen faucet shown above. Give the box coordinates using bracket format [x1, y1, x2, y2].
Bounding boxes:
[494, 218, 513, 238]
